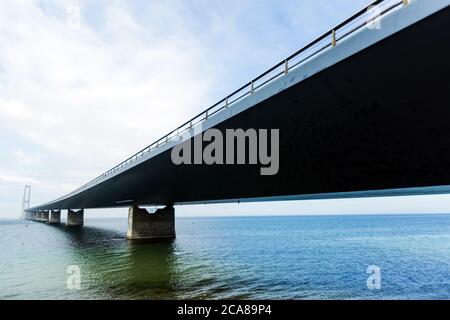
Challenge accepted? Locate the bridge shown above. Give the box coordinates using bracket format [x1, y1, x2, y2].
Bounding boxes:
[26, 0, 450, 240]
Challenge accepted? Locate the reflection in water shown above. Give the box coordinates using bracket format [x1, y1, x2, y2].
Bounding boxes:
[50, 223, 252, 299]
[51, 224, 182, 299]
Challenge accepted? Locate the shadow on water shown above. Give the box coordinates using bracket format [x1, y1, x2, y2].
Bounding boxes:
[48, 223, 181, 299]
[44, 222, 251, 299]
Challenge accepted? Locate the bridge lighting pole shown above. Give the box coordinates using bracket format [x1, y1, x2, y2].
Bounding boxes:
[331, 29, 337, 47]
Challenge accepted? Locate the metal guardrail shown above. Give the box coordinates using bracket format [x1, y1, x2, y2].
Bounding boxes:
[72, 0, 408, 195]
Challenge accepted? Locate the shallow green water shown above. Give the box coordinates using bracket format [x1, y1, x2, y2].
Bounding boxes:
[1, 215, 450, 299]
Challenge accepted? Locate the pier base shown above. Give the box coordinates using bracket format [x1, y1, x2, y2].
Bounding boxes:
[49, 210, 61, 224]
[126, 205, 175, 240]
[41, 211, 49, 222]
[67, 209, 84, 226]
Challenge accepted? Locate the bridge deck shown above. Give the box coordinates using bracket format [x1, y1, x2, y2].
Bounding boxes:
[30, 0, 450, 211]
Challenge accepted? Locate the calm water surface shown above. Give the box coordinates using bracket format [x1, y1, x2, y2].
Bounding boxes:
[1, 214, 450, 299]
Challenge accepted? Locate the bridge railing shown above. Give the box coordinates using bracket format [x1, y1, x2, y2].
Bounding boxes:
[71, 0, 407, 196]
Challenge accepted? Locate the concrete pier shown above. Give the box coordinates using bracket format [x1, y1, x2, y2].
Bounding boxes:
[41, 210, 49, 222]
[67, 209, 84, 226]
[49, 210, 61, 224]
[35, 211, 48, 222]
[126, 205, 175, 240]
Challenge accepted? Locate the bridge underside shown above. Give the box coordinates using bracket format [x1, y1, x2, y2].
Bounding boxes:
[33, 5, 450, 211]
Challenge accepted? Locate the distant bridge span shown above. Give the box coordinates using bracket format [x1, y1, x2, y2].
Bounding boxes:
[27, 0, 450, 239]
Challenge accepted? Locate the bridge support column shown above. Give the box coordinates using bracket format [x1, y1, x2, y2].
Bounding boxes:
[126, 205, 175, 240]
[67, 209, 84, 226]
[41, 210, 49, 222]
[49, 210, 61, 224]
[36, 211, 46, 222]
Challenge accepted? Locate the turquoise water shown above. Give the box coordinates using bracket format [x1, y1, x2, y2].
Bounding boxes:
[0, 214, 449, 300]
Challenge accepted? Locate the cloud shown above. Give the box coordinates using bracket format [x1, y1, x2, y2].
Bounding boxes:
[0, 175, 38, 185]
[0, 0, 221, 210]
[3, 0, 408, 218]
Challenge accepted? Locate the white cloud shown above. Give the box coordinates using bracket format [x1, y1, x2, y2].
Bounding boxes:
[12, 149, 44, 166]
[0, 0, 220, 213]
[3, 0, 436, 219]
[0, 175, 38, 185]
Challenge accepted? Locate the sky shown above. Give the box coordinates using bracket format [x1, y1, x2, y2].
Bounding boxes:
[1, 0, 448, 219]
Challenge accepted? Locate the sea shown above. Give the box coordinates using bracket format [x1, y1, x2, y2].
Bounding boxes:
[0, 214, 449, 300]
